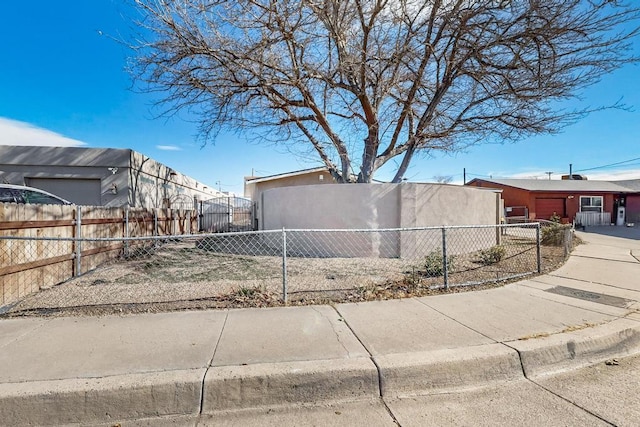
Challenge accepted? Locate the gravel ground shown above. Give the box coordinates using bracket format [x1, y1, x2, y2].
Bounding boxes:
[1, 235, 570, 318]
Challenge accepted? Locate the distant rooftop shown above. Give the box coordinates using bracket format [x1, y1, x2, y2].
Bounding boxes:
[245, 167, 329, 184]
[469, 178, 640, 193]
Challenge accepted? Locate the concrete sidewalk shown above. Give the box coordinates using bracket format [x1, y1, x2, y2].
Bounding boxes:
[1, 228, 639, 425]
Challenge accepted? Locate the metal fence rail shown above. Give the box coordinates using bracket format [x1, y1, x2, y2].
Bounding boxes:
[0, 223, 557, 313]
[199, 197, 253, 232]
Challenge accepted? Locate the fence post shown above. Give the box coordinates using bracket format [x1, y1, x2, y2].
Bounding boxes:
[282, 227, 288, 303]
[124, 206, 130, 257]
[442, 226, 448, 290]
[536, 223, 542, 273]
[174, 208, 178, 236]
[564, 228, 572, 258]
[227, 197, 231, 232]
[154, 209, 159, 237]
[74, 206, 82, 277]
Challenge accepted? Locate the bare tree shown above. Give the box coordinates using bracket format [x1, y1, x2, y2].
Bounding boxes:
[129, 0, 639, 183]
[433, 175, 454, 184]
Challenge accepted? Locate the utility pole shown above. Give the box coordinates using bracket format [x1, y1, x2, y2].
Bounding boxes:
[463, 168, 466, 185]
[545, 172, 553, 180]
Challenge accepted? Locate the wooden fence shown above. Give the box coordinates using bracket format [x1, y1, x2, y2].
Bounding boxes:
[0, 204, 198, 307]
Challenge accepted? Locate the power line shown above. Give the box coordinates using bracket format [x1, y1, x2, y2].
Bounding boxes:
[465, 156, 640, 182]
[574, 156, 640, 173]
[436, 160, 640, 183]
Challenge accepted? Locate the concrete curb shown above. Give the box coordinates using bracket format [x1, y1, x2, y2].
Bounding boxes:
[374, 343, 523, 398]
[0, 369, 205, 426]
[202, 357, 379, 413]
[507, 318, 640, 378]
[2, 318, 640, 425]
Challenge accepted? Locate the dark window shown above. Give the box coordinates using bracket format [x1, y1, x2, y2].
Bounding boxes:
[580, 196, 603, 213]
[0, 188, 19, 203]
[21, 190, 67, 205]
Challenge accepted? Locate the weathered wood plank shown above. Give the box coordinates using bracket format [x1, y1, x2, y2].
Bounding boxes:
[0, 254, 74, 277]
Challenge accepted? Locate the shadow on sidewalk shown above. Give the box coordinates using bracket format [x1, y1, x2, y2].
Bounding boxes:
[580, 225, 640, 240]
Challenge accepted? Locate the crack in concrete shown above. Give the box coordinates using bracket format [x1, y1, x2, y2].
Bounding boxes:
[498, 341, 616, 426]
[198, 309, 229, 416]
[414, 297, 500, 344]
[0, 318, 53, 350]
[380, 397, 403, 426]
[526, 376, 616, 426]
[328, 305, 387, 404]
[311, 305, 351, 357]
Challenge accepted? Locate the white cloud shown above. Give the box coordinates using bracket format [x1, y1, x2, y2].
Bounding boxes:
[156, 145, 182, 151]
[586, 169, 640, 181]
[0, 117, 87, 147]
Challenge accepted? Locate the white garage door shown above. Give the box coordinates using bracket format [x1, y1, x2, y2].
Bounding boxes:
[27, 178, 102, 206]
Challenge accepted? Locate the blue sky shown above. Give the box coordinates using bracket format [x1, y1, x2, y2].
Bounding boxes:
[1, 1, 639, 195]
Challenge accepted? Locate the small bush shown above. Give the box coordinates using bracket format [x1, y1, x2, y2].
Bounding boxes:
[423, 250, 455, 277]
[550, 212, 562, 223]
[478, 245, 506, 265]
[541, 223, 567, 246]
[236, 286, 258, 297]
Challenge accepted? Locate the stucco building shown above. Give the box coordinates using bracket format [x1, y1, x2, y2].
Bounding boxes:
[244, 167, 335, 201]
[0, 146, 221, 208]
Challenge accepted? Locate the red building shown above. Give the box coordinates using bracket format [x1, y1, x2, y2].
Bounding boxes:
[467, 178, 640, 225]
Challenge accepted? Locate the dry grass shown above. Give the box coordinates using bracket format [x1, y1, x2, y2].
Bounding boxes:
[1, 233, 574, 318]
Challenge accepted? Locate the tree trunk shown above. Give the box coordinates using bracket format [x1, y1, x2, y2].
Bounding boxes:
[391, 145, 415, 183]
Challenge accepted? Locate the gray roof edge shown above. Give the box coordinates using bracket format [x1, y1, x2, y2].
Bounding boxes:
[245, 166, 329, 183]
[469, 177, 638, 193]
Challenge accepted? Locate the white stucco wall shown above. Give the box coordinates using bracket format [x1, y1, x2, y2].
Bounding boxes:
[262, 183, 499, 229]
[260, 183, 501, 258]
[404, 184, 500, 226]
[128, 151, 220, 209]
[261, 183, 400, 230]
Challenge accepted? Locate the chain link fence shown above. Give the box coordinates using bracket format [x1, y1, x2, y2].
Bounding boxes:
[0, 223, 573, 316]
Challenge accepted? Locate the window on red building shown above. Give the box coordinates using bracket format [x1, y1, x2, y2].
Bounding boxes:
[580, 196, 603, 213]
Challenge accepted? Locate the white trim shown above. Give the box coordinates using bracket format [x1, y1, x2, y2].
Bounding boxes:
[576, 211, 611, 226]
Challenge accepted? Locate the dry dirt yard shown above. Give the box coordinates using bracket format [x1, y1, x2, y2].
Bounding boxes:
[1, 234, 570, 318]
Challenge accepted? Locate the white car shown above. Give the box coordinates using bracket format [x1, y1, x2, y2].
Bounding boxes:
[0, 184, 72, 205]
